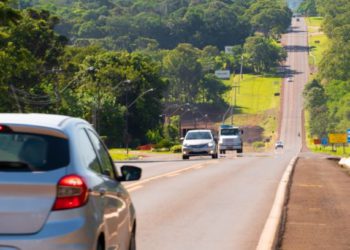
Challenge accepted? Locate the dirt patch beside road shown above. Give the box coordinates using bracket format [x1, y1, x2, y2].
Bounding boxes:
[278, 154, 350, 249]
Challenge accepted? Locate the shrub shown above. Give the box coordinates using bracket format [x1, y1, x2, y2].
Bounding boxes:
[170, 144, 182, 153]
[252, 141, 265, 148]
[155, 138, 173, 149]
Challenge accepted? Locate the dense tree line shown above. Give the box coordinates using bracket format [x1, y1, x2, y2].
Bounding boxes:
[17, 0, 291, 50]
[303, 0, 350, 137]
[297, 0, 318, 16]
[1, 0, 292, 147]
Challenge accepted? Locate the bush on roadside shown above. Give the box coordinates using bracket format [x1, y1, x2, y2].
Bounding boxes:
[170, 145, 182, 153]
[154, 138, 173, 149]
[151, 147, 170, 152]
[252, 141, 265, 149]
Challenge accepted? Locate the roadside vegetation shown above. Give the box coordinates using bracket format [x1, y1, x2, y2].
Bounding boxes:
[306, 17, 328, 69]
[223, 74, 281, 149]
[300, 0, 350, 156]
[0, 0, 292, 152]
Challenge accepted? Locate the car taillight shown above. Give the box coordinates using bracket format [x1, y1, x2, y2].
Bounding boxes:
[52, 175, 88, 210]
[0, 125, 12, 133]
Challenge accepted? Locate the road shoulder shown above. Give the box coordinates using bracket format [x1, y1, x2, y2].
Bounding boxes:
[278, 153, 350, 249]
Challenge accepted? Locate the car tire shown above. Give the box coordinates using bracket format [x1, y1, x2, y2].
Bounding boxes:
[212, 153, 218, 159]
[96, 240, 104, 250]
[182, 155, 189, 160]
[237, 148, 243, 154]
[129, 229, 136, 250]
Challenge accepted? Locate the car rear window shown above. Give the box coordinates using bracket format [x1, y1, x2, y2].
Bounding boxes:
[0, 133, 69, 171]
[221, 129, 239, 136]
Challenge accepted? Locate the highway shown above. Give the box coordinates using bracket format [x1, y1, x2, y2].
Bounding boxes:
[121, 18, 308, 250]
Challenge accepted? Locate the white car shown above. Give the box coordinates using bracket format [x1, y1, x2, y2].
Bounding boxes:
[275, 140, 284, 149]
[182, 130, 218, 160]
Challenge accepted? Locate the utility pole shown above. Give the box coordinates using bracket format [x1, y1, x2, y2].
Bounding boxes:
[10, 84, 22, 113]
[230, 56, 244, 124]
[230, 76, 240, 125]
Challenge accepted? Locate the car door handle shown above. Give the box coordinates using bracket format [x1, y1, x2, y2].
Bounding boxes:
[99, 188, 107, 196]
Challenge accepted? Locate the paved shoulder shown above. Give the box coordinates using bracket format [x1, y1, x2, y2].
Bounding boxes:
[279, 154, 350, 249]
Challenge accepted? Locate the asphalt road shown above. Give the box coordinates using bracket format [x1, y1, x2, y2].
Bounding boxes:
[120, 18, 308, 250]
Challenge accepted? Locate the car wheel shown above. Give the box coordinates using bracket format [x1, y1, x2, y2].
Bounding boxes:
[237, 148, 243, 154]
[182, 155, 189, 160]
[212, 153, 218, 159]
[96, 240, 104, 250]
[129, 229, 136, 250]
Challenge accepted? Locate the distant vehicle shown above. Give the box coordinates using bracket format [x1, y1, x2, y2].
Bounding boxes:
[296, 18, 300, 22]
[0, 113, 141, 250]
[218, 124, 243, 154]
[287, 77, 293, 82]
[182, 129, 218, 160]
[275, 140, 284, 149]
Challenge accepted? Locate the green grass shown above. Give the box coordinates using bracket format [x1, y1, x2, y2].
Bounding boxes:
[108, 148, 138, 161]
[306, 17, 324, 29]
[223, 74, 281, 114]
[306, 17, 329, 67]
[309, 144, 350, 157]
[309, 34, 328, 66]
[222, 74, 281, 146]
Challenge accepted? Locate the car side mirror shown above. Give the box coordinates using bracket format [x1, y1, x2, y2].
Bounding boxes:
[119, 165, 142, 182]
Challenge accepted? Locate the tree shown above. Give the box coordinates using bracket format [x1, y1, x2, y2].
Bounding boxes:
[303, 79, 329, 137]
[297, 0, 318, 16]
[69, 51, 166, 146]
[0, 0, 21, 27]
[163, 43, 203, 103]
[247, 0, 291, 38]
[243, 35, 286, 73]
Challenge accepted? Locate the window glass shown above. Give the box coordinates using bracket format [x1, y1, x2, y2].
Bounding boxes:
[0, 133, 69, 171]
[221, 129, 239, 136]
[76, 129, 101, 174]
[86, 130, 115, 179]
[186, 131, 212, 140]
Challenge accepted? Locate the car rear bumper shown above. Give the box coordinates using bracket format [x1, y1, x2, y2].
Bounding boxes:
[0, 208, 97, 250]
[218, 144, 242, 150]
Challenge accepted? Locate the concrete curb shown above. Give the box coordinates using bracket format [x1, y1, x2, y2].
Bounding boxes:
[256, 156, 298, 250]
[339, 157, 350, 169]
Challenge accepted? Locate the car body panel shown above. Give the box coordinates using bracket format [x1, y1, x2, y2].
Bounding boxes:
[218, 125, 243, 152]
[0, 113, 138, 250]
[0, 169, 66, 234]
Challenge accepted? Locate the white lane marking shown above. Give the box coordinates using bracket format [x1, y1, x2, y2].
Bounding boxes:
[256, 156, 298, 250]
[124, 160, 218, 189]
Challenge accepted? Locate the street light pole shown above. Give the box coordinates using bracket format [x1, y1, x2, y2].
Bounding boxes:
[124, 88, 155, 155]
[87, 66, 100, 132]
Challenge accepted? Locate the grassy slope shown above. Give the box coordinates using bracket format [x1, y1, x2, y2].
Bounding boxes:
[223, 74, 281, 146]
[306, 17, 329, 67]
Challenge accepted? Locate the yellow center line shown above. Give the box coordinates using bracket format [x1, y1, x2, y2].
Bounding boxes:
[124, 160, 218, 189]
[296, 184, 323, 188]
[127, 185, 143, 192]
